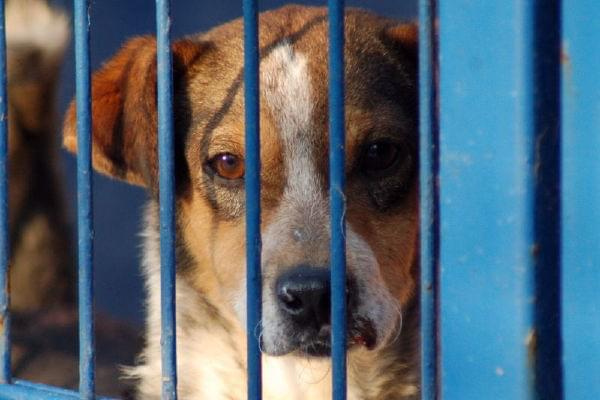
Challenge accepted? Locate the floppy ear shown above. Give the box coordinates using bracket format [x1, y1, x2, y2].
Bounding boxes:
[63, 36, 205, 188]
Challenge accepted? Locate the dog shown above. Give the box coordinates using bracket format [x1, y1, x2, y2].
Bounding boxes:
[64, 5, 419, 399]
[6, 0, 73, 313]
[7, 1, 140, 396]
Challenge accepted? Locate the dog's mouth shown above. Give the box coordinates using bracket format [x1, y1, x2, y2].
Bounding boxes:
[292, 318, 378, 357]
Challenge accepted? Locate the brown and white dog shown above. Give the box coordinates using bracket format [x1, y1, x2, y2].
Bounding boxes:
[64, 5, 419, 399]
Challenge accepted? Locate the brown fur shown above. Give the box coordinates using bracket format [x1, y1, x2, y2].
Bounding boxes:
[63, 37, 205, 188]
[64, 5, 420, 399]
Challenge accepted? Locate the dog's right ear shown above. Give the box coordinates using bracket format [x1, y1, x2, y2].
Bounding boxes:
[63, 36, 205, 187]
[383, 21, 418, 74]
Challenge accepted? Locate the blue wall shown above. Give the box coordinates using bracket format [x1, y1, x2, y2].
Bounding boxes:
[53, 0, 416, 325]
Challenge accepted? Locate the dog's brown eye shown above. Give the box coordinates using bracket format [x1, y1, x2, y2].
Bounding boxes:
[362, 141, 400, 173]
[209, 153, 245, 180]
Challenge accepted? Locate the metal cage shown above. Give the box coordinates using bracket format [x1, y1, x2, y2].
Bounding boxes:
[0, 0, 598, 399]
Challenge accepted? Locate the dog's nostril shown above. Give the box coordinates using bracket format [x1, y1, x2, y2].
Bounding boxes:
[276, 266, 330, 325]
[278, 287, 304, 313]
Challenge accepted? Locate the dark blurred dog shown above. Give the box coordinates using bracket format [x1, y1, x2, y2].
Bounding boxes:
[6, 0, 72, 312]
[7, 1, 139, 397]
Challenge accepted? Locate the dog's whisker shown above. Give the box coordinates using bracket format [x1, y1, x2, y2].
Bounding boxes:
[257, 328, 266, 354]
[384, 298, 405, 348]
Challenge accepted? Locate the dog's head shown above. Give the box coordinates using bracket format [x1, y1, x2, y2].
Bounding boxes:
[64, 6, 418, 358]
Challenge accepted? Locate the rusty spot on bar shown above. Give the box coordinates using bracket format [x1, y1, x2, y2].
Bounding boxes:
[526, 328, 538, 368]
[531, 243, 540, 257]
[560, 46, 570, 66]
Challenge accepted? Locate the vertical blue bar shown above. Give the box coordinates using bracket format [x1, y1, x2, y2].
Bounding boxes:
[531, 1, 562, 398]
[561, 2, 600, 399]
[243, 1, 262, 399]
[74, 0, 95, 398]
[328, 1, 346, 399]
[156, 0, 178, 399]
[418, 0, 439, 399]
[0, 0, 9, 385]
[439, 1, 561, 399]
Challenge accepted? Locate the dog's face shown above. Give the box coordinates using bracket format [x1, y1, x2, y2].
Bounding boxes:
[64, 6, 418, 358]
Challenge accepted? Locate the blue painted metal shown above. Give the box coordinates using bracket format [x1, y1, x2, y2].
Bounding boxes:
[0, 2, 595, 400]
[0, 380, 114, 400]
[328, 1, 347, 399]
[418, 0, 439, 399]
[561, 2, 600, 399]
[531, 1, 562, 398]
[242, 1, 262, 399]
[439, 1, 561, 399]
[74, 0, 95, 398]
[0, 0, 9, 386]
[156, 0, 178, 399]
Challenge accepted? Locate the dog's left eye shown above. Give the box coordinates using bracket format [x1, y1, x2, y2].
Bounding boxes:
[361, 141, 401, 174]
[208, 153, 245, 180]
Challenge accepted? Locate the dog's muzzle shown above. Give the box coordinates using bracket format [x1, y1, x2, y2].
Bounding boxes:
[272, 265, 377, 357]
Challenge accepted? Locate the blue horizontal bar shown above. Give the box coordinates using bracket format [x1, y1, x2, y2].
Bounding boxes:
[0, 0, 10, 385]
[73, 0, 95, 398]
[0, 380, 114, 400]
[328, 1, 347, 399]
[418, 0, 439, 399]
[242, 0, 262, 399]
[561, 1, 600, 399]
[155, 0, 178, 399]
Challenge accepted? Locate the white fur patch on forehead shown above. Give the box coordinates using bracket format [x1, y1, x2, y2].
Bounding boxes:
[261, 42, 321, 199]
[262, 43, 312, 138]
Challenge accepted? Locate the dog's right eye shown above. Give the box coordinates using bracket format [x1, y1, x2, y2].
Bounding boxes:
[207, 153, 245, 181]
[361, 141, 402, 176]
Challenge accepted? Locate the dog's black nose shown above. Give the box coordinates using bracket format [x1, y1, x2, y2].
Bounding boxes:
[276, 266, 330, 327]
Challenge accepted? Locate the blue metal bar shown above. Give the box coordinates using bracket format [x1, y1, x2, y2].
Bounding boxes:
[0, 380, 115, 400]
[74, 0, 95, 397]
[418, 0, 439, 399]
[531, 1, 562, 398]
[328, 1, 346, 399]
[155, 0, 178, 399]
[439, 1, 561, 398]
[242, 0, 262, 399]
[0, 0, 9, 385]
[561, 2, 600, 399]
